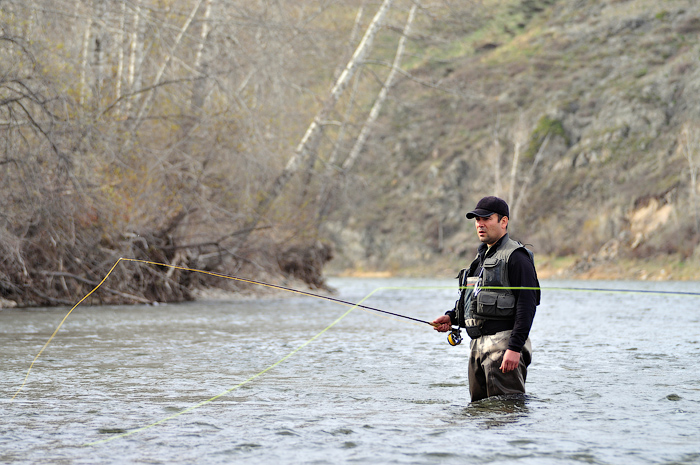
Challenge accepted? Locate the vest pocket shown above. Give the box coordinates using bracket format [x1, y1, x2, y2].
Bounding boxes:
[475, 292, 515, 319]
[482, 258, 503, 286]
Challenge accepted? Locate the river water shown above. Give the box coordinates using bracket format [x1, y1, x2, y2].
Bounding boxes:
[1, 277, 699, 464]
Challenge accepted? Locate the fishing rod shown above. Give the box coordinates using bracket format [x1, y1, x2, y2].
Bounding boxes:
[92, 258, 434, 326]
[15, 256, 700, 402]
[11, 258, 437, 401]
[223, 273, 436, 327]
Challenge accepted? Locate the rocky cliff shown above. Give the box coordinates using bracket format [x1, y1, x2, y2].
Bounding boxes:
[324, 0, 700, 280]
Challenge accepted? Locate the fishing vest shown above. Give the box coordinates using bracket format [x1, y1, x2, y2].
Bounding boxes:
[468, 235, 534, 321]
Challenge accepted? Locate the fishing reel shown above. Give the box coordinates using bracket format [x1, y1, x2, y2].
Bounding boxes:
[447, 327, 463, 346]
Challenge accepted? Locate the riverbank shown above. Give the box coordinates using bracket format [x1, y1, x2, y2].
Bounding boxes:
[330, 255, 700, 282]
[2, 256, 696, 310]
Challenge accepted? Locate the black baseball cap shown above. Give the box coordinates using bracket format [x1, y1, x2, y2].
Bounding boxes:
[466, 196, 509, 219]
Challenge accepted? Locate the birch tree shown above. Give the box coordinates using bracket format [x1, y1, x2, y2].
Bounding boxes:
[342, 5, 416, 173]
[125, 0, 144, 116]
[114, 1, 127, 115]
[78, 0, 92, 107]
[179, 0, 213, 142]
[234, 0, 396, 247]
[131, 0, 205, 132]
[317, 3, 417, 225]
[512, 133, 550, 221]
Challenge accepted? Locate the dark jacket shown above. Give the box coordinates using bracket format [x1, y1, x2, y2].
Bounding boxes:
[448, 234, 540, 352]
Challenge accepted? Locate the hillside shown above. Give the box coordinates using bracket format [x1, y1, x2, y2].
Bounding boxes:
[322, 0, 700, 280]
[2, 0, 698, 309]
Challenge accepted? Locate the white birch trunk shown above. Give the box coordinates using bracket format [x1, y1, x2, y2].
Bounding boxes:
[492, 123, 502, 198]
[78, 0, 92, 107]
[323, 2, 366, 168]
[193, 0, 213, 74]
[237, 0, 395, 242]
[115, 1, 126, 114]
[286, 0, 394, 175]
[125, 0, 142, 116]
[92, 0, 106, 93]
[342, 4, 416, 172]
[191, 0, 213, 111]
[680, 124, 700, 233]
[508, 113, 528, 206]
[316, 4, 415, 224]
[512, 133, 550, 221]
[132, 0, 205, 130]
[508, 140, 520, 206]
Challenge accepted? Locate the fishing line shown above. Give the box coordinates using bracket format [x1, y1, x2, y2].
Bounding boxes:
[476, 286, 700, 296]
[12, 257, 700, 402]
[83, 286, 386, 447]
[11, 258, 435, 401]
[8, 257, 700, 445]
[11, 259, 123, 401]
[77, 276, 698, 445]
[126, 258, 435, 325]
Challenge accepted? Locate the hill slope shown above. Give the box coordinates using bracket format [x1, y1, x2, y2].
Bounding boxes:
[323, 0, 700, 280]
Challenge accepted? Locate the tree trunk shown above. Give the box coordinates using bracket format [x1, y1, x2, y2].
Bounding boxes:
[234, 0, 395, 247]
[114, 1, 126, 115]
[508, 113, 528, 207]
[78, 0, 92, 107]
[512, 133, 550, 221]
[316, 5, 416, 225]
[91, 0, 107, 97]
[179, 0, 213, 142]
[131, 0, 205, 131]
[680, 123, 700, 234]
[125, 0, 143, 116]
[342, 4, 416, 173]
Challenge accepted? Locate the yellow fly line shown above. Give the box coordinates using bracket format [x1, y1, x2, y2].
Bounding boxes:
[10, 257, 400, 401]
[9, 257, 432, 446]
[10, 257, 700, 445]
[84, 287, 383, 447]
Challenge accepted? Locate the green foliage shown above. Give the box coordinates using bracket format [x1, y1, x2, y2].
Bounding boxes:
[655, 10, 670, 21]
[406, 0, 555, 69]
[525, 116, 568, 160]
[635, 67, 648, 78]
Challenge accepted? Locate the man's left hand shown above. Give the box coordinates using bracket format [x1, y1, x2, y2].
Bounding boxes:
[500, 349, 521, 373]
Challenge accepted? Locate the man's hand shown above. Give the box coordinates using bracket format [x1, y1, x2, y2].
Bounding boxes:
[431, 315, 451, 332]
[500, 349, 521, 373]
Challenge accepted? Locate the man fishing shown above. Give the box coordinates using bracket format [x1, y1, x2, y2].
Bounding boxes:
[432, 196, 540, 402]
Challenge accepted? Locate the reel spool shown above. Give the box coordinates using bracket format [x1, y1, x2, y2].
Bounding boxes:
[447, 327, 463, 346]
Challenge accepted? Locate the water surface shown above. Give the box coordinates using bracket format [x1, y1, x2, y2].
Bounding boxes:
[1, 278, 699, 464]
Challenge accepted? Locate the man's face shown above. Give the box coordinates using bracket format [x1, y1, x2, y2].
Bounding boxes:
[474, 214, 508, 246]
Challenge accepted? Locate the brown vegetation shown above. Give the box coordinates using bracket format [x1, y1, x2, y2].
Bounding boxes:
[2, 0, 699, 309]
[1, 0, 470, 307]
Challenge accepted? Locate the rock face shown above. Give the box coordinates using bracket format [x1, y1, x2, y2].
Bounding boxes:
[325, 0, 700, 277]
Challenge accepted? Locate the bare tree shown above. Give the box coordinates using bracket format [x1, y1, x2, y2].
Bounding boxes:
[343, 5, 416, 173]
[77, 0, 92, 107]
[3, 0, 495, 306]
[316, 3, 418, 225]
[234, 0, 396, 247]
[489, 115, 503, 198]
[131, 0, 205, 131]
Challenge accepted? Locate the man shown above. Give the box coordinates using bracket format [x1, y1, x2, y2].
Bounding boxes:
[432, 196, 540, 402]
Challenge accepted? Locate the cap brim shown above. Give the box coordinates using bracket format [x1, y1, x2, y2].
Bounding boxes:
[466, 209, 496, 219]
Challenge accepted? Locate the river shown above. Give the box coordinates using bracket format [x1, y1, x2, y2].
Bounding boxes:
[1, 277, 699, 464]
